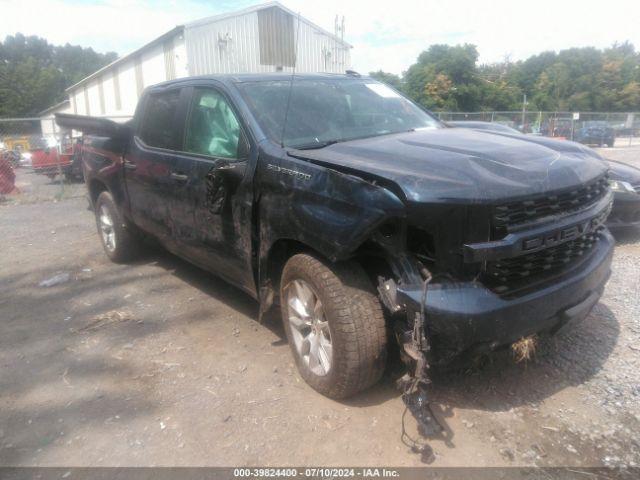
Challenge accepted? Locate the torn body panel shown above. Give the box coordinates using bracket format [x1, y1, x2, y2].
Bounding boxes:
[255, 140, 407, 304]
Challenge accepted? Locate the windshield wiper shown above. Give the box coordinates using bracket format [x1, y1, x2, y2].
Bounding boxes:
[290, 139, 341, 150]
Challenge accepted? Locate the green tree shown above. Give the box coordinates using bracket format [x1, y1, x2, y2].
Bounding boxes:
[396, 42, 640, 112]
[0, 33, 116, 117]
[404, 44, 480, 110]
[368, 70, 403, 91]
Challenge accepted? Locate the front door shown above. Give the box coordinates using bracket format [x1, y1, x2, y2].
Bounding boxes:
[172, 86, 256, 294]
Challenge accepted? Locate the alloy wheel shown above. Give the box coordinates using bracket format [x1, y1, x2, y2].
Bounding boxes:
[285, 279, 333, 376]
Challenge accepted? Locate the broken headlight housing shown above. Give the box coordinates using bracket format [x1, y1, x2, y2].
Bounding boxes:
[609, 179, 637, 194]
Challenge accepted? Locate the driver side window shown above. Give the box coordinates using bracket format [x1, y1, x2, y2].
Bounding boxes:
[184, 88, 242, 159]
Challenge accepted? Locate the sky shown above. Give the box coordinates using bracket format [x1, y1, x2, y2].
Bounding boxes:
[1, 0, 640, 74]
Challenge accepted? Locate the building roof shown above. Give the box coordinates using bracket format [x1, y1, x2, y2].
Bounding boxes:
[65, 26, 183, 93]
[64, 1, 351, 94]
[39, 99, 70, 116]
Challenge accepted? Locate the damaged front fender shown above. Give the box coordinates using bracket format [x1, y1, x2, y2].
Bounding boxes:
[255, 143, 407, 304]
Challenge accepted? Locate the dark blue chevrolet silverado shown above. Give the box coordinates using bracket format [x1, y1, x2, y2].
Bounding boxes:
[56, 74, 614, 399]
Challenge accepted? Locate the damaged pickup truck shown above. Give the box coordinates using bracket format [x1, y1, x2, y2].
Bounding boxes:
[56, 74, 614, 399]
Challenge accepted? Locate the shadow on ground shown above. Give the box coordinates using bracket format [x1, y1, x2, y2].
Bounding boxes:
[0, 244, 269, 465]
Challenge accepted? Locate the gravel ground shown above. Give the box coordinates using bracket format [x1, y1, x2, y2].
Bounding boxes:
[2, 169, 85, 206]
[0, 148, 639, 467]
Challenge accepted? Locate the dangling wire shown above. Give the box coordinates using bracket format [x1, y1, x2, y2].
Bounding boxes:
[400, 378, 436, 460]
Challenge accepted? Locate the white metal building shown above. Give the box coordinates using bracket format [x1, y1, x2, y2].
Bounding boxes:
[61, 2, 352, 119]
[39, 99, 72, 138]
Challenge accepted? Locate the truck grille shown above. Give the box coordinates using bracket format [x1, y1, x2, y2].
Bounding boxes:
[485, 230, 602, 294]
[493, 175, 609, 228]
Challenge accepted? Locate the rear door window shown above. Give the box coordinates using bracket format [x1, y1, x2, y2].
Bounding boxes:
[184, 89, 241, 159]
[139, 89, 181, 150]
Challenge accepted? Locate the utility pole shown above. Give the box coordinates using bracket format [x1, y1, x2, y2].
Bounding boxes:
[521, 94, 527, 131]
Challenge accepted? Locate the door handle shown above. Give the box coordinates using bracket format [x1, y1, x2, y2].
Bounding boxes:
[214, 163, 236, 171]
[170, 172, 188, 182]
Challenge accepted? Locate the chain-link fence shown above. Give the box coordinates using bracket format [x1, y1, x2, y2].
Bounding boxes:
[437, 111, 640, 147]
[1, 117, 88, 205]
[1, 115, 132, 205]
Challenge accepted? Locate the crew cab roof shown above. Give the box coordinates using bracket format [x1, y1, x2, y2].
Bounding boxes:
[146, 73, 369, 91]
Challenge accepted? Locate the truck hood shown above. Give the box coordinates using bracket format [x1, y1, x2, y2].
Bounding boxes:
[290, 128, 608, 204]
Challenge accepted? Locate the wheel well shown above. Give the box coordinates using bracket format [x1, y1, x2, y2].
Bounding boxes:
[265, 239, 314, 295]
[265, 238, 394, 295]
[350, 241, 396, 287]
[88, 179, 108, 206]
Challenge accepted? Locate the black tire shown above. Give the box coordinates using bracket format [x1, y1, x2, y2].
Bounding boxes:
[94, 191, 140, 263]
[280, 253, 387, 399]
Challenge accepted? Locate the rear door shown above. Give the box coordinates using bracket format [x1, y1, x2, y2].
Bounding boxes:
[124, 87, 187, 242]
[170, 86, 256, 293]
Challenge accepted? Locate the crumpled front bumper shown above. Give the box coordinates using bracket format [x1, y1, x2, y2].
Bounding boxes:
[397, 229, 614, 364]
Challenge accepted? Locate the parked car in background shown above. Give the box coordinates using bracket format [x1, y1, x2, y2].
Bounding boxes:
[58, 74, 613, 399]
[607, 160, 640, 228]
[575, 121, 616, 147]
[449, 120, 640, 230]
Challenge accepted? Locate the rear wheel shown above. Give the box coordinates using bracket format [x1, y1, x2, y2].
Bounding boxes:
[95, 191, 140, 262]
[280, 253, 387, 399]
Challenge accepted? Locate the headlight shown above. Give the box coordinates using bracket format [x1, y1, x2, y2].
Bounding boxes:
[609, 179, 636, 194]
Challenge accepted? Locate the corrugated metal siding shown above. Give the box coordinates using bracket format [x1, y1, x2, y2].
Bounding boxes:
[185, 9, 350, 75]
[83, 86, 90, 116]
[98, 78, 106, 114]
[134, 58, 144, 97]
[113, 66, 122, 111]
[62, 8, 350, 117]
[257, 6, 295, 67]
[163, 40, 176, 80]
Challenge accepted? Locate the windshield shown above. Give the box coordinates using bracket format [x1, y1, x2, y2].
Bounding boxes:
[237, 78, 441, 148]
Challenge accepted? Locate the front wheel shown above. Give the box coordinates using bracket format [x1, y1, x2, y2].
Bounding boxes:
[94, 191, 140, 262]
[280, 254, 387, 399]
